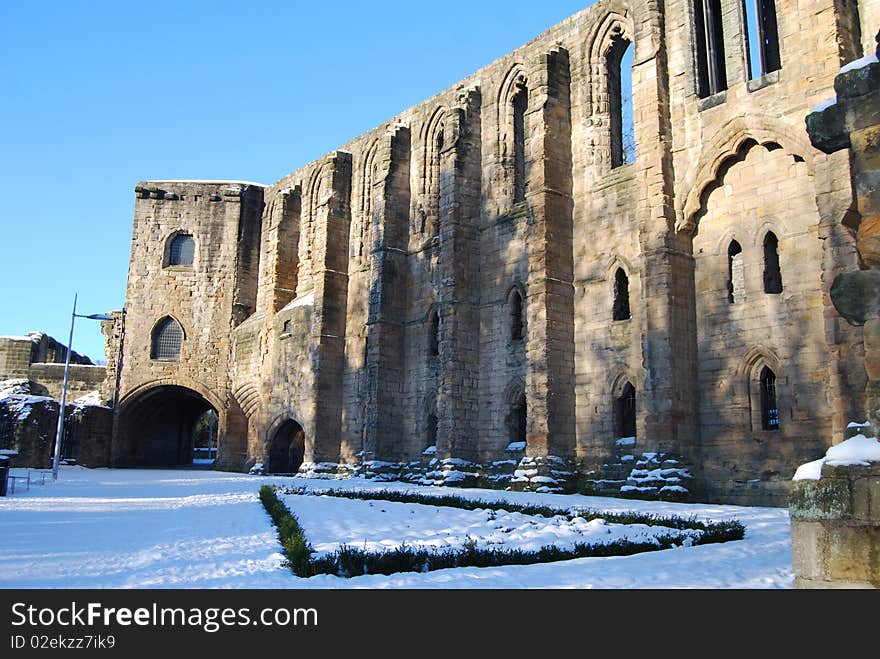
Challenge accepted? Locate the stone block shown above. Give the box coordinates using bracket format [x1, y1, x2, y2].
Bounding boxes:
[826, 524, 880, 583]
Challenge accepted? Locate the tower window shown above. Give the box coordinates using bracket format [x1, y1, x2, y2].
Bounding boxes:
[743, 0, 780, 80]
[510, 289, 524, 341]
[151, 317, 183, 361]
[615, 382, 637, 439]
[760, 366, 780, 430]
[763, 232, 782, 294]
[513, 82, 528, 203]
[613, 268, 631, 321]
[511, 392, 527, 445]
[168, 234, 195, 267]
[695, 0, 728, 98]
[728, 241, 745, 304]
[607, 34, 635, 167]
[426, 413, 438, 449]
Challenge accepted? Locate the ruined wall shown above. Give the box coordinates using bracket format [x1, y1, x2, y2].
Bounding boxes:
[113, 181, 263, 468]
[0, 334, 107, 404]
[115, 0, 871, 505]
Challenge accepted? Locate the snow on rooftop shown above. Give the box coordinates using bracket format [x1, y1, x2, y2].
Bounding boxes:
[147, 179, 267, 187]
[840, 52, 879, 74]
[793, 433, 880, 481]
[0, 335, 36, 342]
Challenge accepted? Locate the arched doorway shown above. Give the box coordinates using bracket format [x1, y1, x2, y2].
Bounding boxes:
[268, 420, 305, 475]
[117, 385, 219, 467]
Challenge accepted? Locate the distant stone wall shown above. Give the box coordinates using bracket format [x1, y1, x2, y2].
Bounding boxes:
[0, 394, 113, 469]
[790, 462, 880, 588]
[0, 333, 108, 405]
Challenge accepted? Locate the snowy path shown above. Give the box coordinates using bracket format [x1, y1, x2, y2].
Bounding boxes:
[0, 467, 794, 588]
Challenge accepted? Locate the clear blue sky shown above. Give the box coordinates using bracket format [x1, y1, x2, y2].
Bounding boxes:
[0, 1, 589, 362]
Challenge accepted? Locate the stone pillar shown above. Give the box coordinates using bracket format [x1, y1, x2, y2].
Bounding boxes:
[790, 462, 880, 588]
[308, 152, 352, 464]
[522, 48, 577, 465]
[435, 89, 482, 462]
[807, 31, 880, 438]
[634, 6, 699, 458]
[363, 128, 410, 462]
[795, 30, 880, 589]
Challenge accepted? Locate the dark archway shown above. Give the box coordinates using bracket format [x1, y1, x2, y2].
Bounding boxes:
[268, 420, 305, 475]
[117, 385, 218, 467]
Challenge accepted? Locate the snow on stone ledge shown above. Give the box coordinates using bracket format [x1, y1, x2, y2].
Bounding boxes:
[811, 97, 837, 113]
[840, 52, 879, 74]
[615, 437, 636, 447]
[72, 391, 106, 408]
[793, 434, 880, 481]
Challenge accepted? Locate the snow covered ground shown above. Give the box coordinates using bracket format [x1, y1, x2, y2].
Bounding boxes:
[0, 466, 794, 589]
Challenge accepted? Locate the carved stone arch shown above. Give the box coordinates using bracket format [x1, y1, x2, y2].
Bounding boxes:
[604, 253, 636, 279]
[753, 219, 789, 248]
[585, 10, 635, 109]
[162, 229, 196, 268]
[504, 378, 526, 406]
[354, 138, 380, 259]
[263, 412, 307, 474]
[118, 376, 224, 416]
[713, 229, 743, 257]
[737, 346, 784, 432]
[263, 411, 307, 446]
[232, 382, 261, 421]
[609, 368, 636, 398]
[504, 281, 526, 305]
[737, 345, 783, 381]
[678, 119, 816, 234]
[496, 63, 529, 153]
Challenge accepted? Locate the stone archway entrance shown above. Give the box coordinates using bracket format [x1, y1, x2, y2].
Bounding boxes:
[268, 420, 305, 475]
[116, 385, 218, 467]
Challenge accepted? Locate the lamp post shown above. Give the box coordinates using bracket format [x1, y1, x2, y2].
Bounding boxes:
[52, 294, 114, 481]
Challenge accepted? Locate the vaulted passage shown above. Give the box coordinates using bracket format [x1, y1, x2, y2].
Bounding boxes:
[268, 420, 306, 475]
[117, 386, 217, 467]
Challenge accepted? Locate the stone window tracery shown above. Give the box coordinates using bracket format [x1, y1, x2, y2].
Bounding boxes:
[151, 317, 183, 361]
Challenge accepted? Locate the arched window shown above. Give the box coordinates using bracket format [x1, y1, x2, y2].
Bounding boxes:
[510, 289, 524, 341]
[615, 382, 637, 438]
[728, 241, 745, 304]
[763, 232, 782, 294]
[694, 0, 728, 98]
[168, 234, 195, 267]
[607, 34, 635, 168]
[760, 366, 780, 430]
[743, 0, 780, 80]
[426, 413, 438, 449]
[613, 268, 631, 321]
[151, 317, 183, 361]
[510, 392, 527, 445]
[513, 82, 528, 203]
[428, 309, 440, 357]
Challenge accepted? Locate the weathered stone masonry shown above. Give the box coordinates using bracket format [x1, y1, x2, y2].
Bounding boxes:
[107, 0, 879, 506]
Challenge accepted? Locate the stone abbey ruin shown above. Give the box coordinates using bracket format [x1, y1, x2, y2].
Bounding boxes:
[6, 0, 879, 507]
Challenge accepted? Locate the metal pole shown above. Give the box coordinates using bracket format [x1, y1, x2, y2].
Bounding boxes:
[52, 294, 77, 481]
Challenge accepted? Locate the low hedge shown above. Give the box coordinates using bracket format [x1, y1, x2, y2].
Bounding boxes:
[263, 485, 745, 579]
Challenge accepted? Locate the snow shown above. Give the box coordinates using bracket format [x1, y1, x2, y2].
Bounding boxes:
[280, 292, 314, 312]
[72, 390, 105, 407]
[422, 445, 437, 455]
[811, 97, 837, 113]
[0, 467, 794, 589]
[615, 437, 636, 447]
[793, 434, 880, 481]
[148, 179, 267, 187]
[505, 441, 526, 451]
[0, 378, 32, 398]
[840, 52, 878, 74]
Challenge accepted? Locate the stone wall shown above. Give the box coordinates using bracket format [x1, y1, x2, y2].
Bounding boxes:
[790, 462, 880, 588]
[113, 0, 873, 506]
[0, 334, 108, 404]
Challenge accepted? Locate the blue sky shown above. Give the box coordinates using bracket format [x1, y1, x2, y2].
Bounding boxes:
[0, 1, 589, 362]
